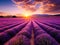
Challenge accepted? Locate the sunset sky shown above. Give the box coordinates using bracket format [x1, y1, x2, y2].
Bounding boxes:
[0, 0, 60, 15]
[0, 0, 22, 15]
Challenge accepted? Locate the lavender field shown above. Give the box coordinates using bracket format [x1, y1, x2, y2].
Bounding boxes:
[0, 16, 60, 45]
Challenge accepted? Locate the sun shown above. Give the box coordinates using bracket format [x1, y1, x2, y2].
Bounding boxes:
[22, 13, 31, 19]
[22, 11, 32, 18]
[24, 13, 31, 17]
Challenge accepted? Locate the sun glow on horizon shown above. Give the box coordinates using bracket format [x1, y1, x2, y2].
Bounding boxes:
[22, 10, 33, 18]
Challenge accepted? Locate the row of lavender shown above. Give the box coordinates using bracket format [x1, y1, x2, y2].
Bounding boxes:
[0, 18, 28, 45]
[33, 21, 60, 45]
[0, 18, 60, 45]
[34, 17, 60, 43]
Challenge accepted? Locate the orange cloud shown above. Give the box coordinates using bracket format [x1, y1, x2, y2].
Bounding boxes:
[11, 0, 60, 15]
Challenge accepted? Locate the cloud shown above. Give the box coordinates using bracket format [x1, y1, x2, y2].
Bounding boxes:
[42, 0, 60, 13]
[11, 0, 60, 14]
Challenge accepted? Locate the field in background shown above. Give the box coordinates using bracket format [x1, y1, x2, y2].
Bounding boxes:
[0, 16, 60, 45]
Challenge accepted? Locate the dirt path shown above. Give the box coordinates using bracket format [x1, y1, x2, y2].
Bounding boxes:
[30, 30, 34, 45]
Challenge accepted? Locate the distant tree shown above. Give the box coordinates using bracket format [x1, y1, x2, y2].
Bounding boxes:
[12, 16, 16, 18]
[0, 16, 3, 18]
